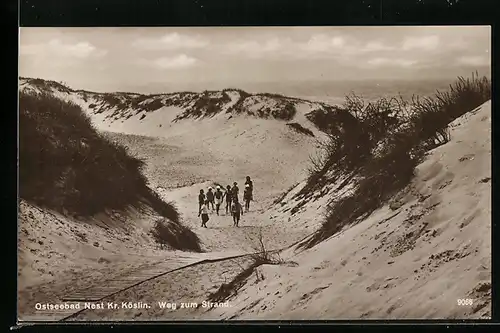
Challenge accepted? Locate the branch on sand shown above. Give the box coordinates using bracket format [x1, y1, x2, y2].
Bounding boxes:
[202, 228, 296, 305]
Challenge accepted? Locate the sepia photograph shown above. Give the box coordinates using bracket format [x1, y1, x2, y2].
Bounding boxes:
[18, 26, 491, 322]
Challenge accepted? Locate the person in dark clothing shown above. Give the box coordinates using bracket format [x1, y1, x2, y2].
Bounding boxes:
[225, 185, 232, 214]
[231, 196, 244, 227]
[214, 186, 224, 215]
[206, 187, 215, 210]
[243, 184, 252, 212]
[245, 176, 253, 193]
[198, 189, 206, 213]
[231, 182, 239, 203]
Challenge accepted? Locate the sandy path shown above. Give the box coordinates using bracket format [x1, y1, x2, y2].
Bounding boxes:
[20, 162, 314, 322]
[158, 182, 312, 253]
[19, 179, 309, 322]
[19, 118, 316, 322]
[66, 256, 255, 321]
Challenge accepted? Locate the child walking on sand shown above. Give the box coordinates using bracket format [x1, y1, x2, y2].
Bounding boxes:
[225, 185, 233, 215]
[214, 186, 224, 215]
[231, 197, 244, 227]
[198, 189, 206, 213]
[206, 187, 215, 210]
[243, 184, 252, 212]
[198, 200, 210, 228]
[231, 182, 239, 203]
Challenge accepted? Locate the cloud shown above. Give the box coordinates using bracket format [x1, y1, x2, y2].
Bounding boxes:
[223, 34, 348, 59]
[151, 54, 199, 69]
[223, 34, 398, 61]
[402, 35, 440, 51]
[224, 38, 286, 58]
[456, 55, 490, 67]
[300, 34, 345, 53]
[132, 33, 208, 50]
[362, 41, 395, 52]
[20, 39, 107, 58]
[367, 57, 417, 68]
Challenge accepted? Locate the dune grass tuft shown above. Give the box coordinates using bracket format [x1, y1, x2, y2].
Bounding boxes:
[19, 91, 201, 252]
[302, 71, 491, 248]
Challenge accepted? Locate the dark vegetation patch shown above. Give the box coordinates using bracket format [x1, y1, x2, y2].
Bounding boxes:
[151, 218, 202, 252]
[306, 105, 344, 133]
[300, 71, 491, 248]
[272, 183, 299, 205]
[143, 99, 165, 111]
[19, 92, 201, 252]
[270, 101, 297, 121]
[21, 78, 307, 124]
[299, 107, 365, 196]
[173, 91, 232, 121]
[223, 89, 299, 120]
[170, 88, 301, 121]
[20, 77, 73, 94]
[225, 89, 252, 115]
[129, 94, 153, 109]
[258, 92, 309, 104]
[286, 122, 315, 137]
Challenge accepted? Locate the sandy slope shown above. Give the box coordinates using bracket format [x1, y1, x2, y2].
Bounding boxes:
[17, 200, 180, 316]
[103, 106, 326, 204]
[101, 105, 326, 254]
[66, 102, 490, 321]
[18, 82, 325, 321]
[202, 100, 492, 320]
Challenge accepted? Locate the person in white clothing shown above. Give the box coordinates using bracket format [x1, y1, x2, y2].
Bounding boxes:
[198, 200, 210, 228]
[214, 186, 224, 215]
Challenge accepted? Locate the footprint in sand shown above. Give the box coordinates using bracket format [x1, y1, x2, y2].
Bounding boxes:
[365, 277, 398, 293]
[458, 154, 475, 162]
[431, 171, 455, 191]
[478, 177, 491, 183]
[312, 260, 330, 271]
[459, 208, 482, 229]
[295, 284, 332, 307]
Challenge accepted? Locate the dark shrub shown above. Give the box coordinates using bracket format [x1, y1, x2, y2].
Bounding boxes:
[271, 102, 297, 120]
[19, 91, 201, 251]
[151, 218, 202, 252]
[286, 122, 315, 137]
[144, 99, 165, 111]
[302, 72, 491, 248]
[174, 91, 232, 121]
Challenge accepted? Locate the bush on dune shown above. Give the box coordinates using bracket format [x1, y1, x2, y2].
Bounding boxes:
[151, 217, 202, 252]
[286, 122, 315, 137]
[302, 71, 491, 248]
[21, 77, 73, 94]
[271, 101, 297, 121]
[300, 106, 368, 196]
[19, 91, 201, 252]
[173, 91, 232, 121]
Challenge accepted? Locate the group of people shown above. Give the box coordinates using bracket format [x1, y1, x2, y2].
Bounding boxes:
[198, 176, 254, 228]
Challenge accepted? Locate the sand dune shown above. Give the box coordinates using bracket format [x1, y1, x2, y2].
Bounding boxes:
[18, 78, 490, 321]
[204, 100, 492, 320]
[63, 100, 491, 321]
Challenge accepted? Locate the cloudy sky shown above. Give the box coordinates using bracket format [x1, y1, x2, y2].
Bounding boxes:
[19, 26, 490, 93]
